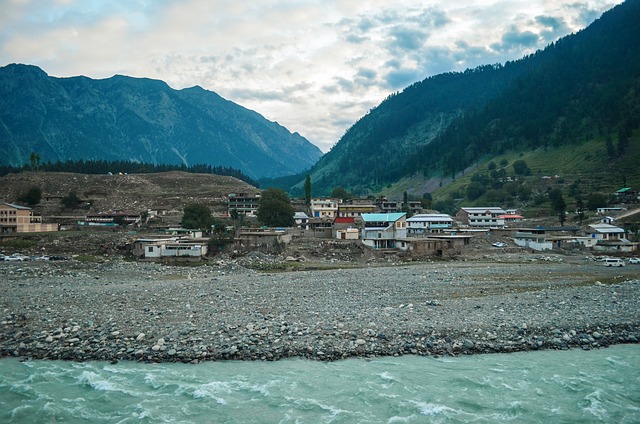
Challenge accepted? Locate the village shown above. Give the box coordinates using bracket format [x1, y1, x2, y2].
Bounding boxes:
[1, 185, 639, 265]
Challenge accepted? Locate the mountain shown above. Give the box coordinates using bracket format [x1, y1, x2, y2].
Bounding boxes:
[300, 0, 639, 197]
[0, 65, 323, 179]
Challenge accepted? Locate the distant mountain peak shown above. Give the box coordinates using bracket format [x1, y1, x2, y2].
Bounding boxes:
[0, 64, 323, 179]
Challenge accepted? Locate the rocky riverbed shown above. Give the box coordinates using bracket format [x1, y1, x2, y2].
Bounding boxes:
[1, 256, 639, 363]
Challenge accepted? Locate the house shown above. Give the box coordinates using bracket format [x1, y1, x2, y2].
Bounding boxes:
[310, 198, 339, 219]
[235, 228, 292, 253]
[376, 198, 401, 214]
[456, 207, 506, 228]
[307, 218, 334, 238]
[337, 203, 376, 218]
[596, 207, 623, 215]
[332, 216, 360, 239]
[514, 228, 553, 251]
[336, 227, 359, 240]
[499, 214, 525, 226]
[588, 223, 625, 242]
[361, 213, 406, 249]
[228, 193, 261, 216]
[406, 201, 423, 215]
[600, 216, 616, 225]
[406, 214, 453, 236]
[133, 236, 208, 261]
[165, 228, 203, 238]
[586, 223, 637, 253]
[294, 212, 310, 230]
[402, 236, 468, 257]
[614, 187, 639, 203]
[82, 211, 142, 226]
[375, 198, 421, 215]
[0, 202, 58, 235]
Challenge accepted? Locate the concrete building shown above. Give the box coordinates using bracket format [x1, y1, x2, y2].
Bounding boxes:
[0, 202, 58, 235]
[361, 213, 407, 249]
[406, 214, 453, 235]
[294, 212, 310, 230]
[228, 193, 261, 216]
[310, 198, 339, 219]
[337, 203, 375, 218]
[456, 207, 506, 228]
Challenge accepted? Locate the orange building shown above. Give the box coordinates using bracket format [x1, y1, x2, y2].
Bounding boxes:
[0, 202, 58, 235]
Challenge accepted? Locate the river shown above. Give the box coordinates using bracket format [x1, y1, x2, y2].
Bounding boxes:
[1, 344, 638, 423]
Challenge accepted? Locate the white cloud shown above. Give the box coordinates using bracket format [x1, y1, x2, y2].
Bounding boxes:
[0, 0, 624, 152]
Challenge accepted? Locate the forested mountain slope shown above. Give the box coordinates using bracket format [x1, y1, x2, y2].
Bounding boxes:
[300, 0, 639, 196]
[0, 65, 323, 179]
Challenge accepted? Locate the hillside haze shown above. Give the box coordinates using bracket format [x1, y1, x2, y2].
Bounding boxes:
[0, 65, 322, 179]
[298, 0, 639, 197]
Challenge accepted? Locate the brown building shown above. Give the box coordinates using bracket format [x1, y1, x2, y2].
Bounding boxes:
[0, 202, 58, 235]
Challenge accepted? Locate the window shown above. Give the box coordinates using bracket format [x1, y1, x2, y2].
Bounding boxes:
[148, 246, 154, 252]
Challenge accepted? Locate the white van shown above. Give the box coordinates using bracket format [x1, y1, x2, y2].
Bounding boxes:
[603, 258, 625, 267]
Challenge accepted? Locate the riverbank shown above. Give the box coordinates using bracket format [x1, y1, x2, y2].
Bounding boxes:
[1, 257, 639, 363]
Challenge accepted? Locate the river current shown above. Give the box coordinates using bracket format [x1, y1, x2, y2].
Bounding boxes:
[1, 344, 638, 423]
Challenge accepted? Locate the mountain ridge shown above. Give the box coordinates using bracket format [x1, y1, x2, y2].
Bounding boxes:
[0, 64, 323, 179]
[295, 0, 639, 199]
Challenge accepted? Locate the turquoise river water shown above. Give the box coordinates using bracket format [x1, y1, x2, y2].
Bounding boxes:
[1, 344, 638, 423]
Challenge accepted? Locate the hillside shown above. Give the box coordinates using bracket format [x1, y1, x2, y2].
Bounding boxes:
[0, 65, 323, 179]
[296, 0, 639, 199]
[0, 171, 259, 217]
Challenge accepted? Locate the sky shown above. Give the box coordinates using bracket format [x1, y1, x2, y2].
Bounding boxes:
[0, 0, 624, 153]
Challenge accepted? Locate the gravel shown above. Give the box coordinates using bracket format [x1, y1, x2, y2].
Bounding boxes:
[1, 257, 639, 363]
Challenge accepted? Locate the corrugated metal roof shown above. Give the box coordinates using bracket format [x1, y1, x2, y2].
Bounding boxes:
[361, 213, 406, 222]
[0, 202, 32, 210]
[407, 214, 452, 222]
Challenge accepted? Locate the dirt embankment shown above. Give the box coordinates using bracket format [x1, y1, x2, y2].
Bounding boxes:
[0, 171, 259, 216]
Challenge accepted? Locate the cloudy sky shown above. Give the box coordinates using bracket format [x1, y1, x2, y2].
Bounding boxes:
[0, 0, 623, 152]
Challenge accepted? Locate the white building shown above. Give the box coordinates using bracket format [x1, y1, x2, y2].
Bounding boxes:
[294, 212, 310, 230]
[310, 198, 339, 219]
[456, 207, 506, 228]
[406, 214, 453, 235]
[361, 213, 407, 249]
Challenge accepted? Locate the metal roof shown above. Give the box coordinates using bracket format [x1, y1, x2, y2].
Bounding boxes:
[361, 213, 406, 222]
[0, 202, 32, 210]
[407, 214, 453, 222]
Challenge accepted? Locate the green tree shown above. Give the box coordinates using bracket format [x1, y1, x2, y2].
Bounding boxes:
[61, 191, 80, 210]
[330, 186, 352, 202]
[17, 186, 42, 206]
[466, 182, 486, 200]
[432, 197, 457, 215]
[181, 203, 214, 230]
[517, 184, 532, 201]
[576, 196, 585, 225]
[586, 193, 608, 211]
[402, 191, 413, 218]
[29, 152, 41, 171]
[512, 160, 531, 176]
[257, 188, 294, 227]
[548, 188, 566, 226]
[487, 161, 496, 170]
[304, 175, 312, 207]
[421, 192, 433, 209]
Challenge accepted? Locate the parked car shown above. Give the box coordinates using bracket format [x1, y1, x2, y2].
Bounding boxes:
[602, 258, 625, 267]
[492, 242, 507, 248]
[49, 255, 67, 261]
[4, 254, 27, 261]
[629, 257, 640, 264]
[35, 255, 51, 261]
